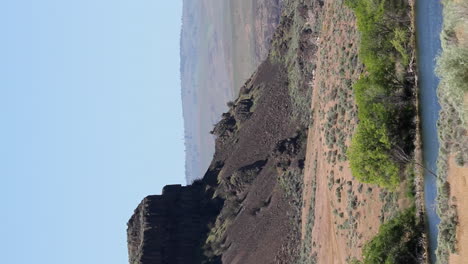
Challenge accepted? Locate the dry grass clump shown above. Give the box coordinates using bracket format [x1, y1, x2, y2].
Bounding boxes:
[435, 0, 468, 261]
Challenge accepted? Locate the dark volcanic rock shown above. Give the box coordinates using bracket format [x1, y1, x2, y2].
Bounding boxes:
[127, 183, 222, 264]
[233, 99, 253, 122]
[127, 59, 309, 264]
[127, 0, 319, 262]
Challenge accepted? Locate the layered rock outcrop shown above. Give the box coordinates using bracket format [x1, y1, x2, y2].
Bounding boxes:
[127, 183, 222, 264]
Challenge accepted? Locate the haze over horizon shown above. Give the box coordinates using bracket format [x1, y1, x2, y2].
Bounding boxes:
[180, 0, 281, 183]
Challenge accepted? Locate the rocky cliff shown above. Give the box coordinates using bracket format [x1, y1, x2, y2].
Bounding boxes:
[127, 182, 222, 264]
[127, 0, 318, 263]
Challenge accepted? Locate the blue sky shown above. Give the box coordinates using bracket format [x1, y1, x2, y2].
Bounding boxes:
[0, 1, 184, 263]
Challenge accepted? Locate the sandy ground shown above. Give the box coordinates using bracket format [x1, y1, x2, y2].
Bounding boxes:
[449, 94, 468, 264]
[448, 155, 468, 264]
[300, 0, 405, 262]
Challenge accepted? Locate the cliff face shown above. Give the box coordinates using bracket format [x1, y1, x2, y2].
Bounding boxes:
[127, 183, 222, 264]
[127, 1, 319, 262]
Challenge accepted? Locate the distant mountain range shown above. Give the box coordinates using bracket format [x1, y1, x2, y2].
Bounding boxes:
[129, 0, 435, 262]
[180, 0, 282, 183]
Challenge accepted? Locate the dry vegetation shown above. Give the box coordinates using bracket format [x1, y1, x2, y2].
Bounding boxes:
[201, 0, 427, 262]
[435, 0, 468, 262]
[202, 0, 322, 262]
[299, 0, 426, 262]
[202, 55, 312, 263]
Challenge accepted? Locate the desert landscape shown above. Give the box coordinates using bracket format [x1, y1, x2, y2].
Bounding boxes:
[127, 0, 468, 263]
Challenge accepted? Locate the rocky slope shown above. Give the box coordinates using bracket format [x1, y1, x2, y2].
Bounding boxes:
[128, 1, 317, 263]
[128, 59, 310, 264]
[128, 0, 427, 263]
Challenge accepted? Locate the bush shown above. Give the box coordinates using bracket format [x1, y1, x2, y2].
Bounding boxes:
[391, 27, 410, 67]
[346, 0, 414, 189]
[455, 153, 465, 166]
[437, 46, 468, 92]
[361, 207, 422, 264]
[436, 0, 468, 95]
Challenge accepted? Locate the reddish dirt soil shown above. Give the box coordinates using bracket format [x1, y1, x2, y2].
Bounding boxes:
[301, 0, 407, 262]
[448, 155, 468, 264]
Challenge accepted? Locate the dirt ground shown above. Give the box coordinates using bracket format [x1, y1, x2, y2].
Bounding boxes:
[300, 0, 405, 262]
[448, 155, 468, 264]
[445, 9, 468, 260]
[448, 93, 468, 264]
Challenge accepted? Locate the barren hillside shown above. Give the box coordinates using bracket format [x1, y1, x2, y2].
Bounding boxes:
[180, 0, 282, 182]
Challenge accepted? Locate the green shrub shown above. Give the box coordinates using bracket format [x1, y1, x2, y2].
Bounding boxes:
[437, 46, 468, 93]
[361, 207, 422, 264]
[391, 27, 410, 67]
[455, 153, 465, 166]
[346, 0, 413, 189]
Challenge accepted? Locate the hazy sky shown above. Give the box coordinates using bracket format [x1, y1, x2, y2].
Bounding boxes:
[0, 1, 184, 263]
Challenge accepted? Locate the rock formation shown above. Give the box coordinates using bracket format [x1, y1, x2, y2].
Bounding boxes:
[127, 183, 222, 264]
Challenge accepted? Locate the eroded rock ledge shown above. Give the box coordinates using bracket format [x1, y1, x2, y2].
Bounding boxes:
[127, 183, 222, 264]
